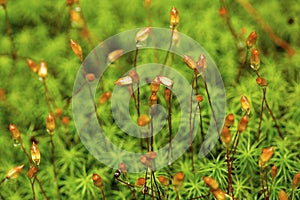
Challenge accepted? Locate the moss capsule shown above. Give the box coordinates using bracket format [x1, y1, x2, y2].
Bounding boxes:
[30, 142, 41, 166]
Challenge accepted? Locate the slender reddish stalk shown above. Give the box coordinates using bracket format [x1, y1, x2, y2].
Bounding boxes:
[174, 186, 180, 200]
[264, 96, 283, 139]
[80, 67, 109, 150]
[203, 80, 220, 137]
[265, 168, 270, 199]
[116, 178, 136, 199]
[42, 79, 54, 114]
[291, 188, 295, 200]
[230, 130, 241, 167]
[150, 107, 154, 152]
[194, 75, 204, 142]
[143, 169, 148, 200]
[19, 139, 33, 166]
[167, 94, 173, 163]
[19, 137, 48, 199]
[257, 89, 266, 141]
[159, 28, 175, 75]
[132, 46, 143, 151]
[226, 146, 233, 198]
[30, 178, 36, 200]
[189, 76, 195, 172]
[35, 177, 49, 200]
[237, 0, 295, 56]
[133, 47, 140, 117]
[150, 169, 154, 200]
[150, 165, 161, 200]
[260, 166, 267, 200]
[42, 77, 60, 199]
[255, 70, 283, 139]
[100, 188, 106, 200]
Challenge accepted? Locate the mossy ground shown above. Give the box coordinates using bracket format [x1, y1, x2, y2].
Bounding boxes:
[0, 0, 299, 199]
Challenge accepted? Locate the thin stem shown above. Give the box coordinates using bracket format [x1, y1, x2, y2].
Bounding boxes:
[226, 146, 233, 198]
[229, 130, 238, 156]
[143, 169, 148, 199]
[133, 46, 140, 117]
[76, 1, 97, 49]
[19, 138, 33, 166]
[189, 76, 195, 172]
[0, 178, 6, 186]
[228, 130, 240, 200]
[150, 169, 154, 200]
[255, 70, 283, 139]
[264, 95, 284, 139]
[129, 84, 139, 114]
[80, 67, 109, 150]
[174, 186, 179, 200]
[19, 138, 49, 199]
[116, 178, 135, 188]
[50, 135, 60, 200]
[167, 92, 173, 164]
[35, 177, 49, 200]
[133, 46, 143, 152]
[146, 129, 150, 152]
[257, 89, 266, 141]
[237, 0, 295, 56]
[150, 107, 154, 152]
[151, 169, 161, 200]
[270, 176, 274, 199]
[30, 178, 36, 200]
[222, 9, 239, 42]
[203, 80, 220, 138]
[159, 28, 175, 75]
[100, 188, 106, 200]
[194, 74, 204, 142]
[230, 131, 241, 167]
[116, 176, 137, 199]
[291, 188, 295, 200]
[42, 79, 54, 114]
[265, 168, 270, 199]
[260, 166, 267, 200]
